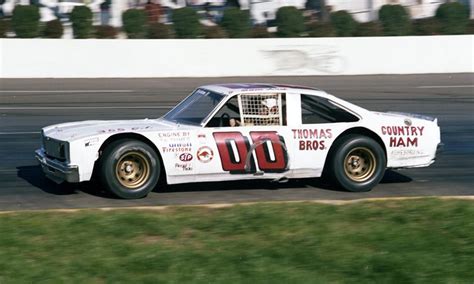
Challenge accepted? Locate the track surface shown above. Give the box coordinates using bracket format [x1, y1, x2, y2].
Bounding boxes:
[0, 74, 473, 211]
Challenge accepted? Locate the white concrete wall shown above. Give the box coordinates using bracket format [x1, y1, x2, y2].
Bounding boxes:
[0, 36, 472, 78]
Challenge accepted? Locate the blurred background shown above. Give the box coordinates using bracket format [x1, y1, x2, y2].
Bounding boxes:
[0, 0, 472, 39]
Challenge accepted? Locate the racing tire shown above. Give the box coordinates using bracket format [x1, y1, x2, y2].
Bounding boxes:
[99, 139, 160, 199]
[327, 134, 386, 192]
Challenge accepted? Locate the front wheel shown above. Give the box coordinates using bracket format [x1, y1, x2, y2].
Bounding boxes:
[99, 139, 160, 199]
[328, 135, 386, 192]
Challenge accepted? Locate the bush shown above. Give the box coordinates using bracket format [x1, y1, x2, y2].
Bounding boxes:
[122, 9, 147, 39]
[0, 19, 10, 38]
[12, 5, 40, 38]
[435, 2, 469, 35]
[147, 23, 173, 39]
[307, 22, 336, 37]
[330, 10, 356, 37]
[467, 20, 474, 34]
[412, 18, 441, 35]
[43, 19, 63, 38]
[354, 22, 382, 36]
[251, 25, 272, 38]
[203, 25, 227, 38]
[70, 6, 93, 38]
[95, 25, 118, 39]
[275, 6, 305, 37]
[220, 7, 250, 38]
[172, 7, 201, 39]
[378, 4, 411, 36]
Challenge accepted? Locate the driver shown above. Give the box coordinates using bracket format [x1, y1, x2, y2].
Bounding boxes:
[230, 98, 278, 127]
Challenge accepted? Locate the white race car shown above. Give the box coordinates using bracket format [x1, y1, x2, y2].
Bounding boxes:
[36, 84, 442, 199]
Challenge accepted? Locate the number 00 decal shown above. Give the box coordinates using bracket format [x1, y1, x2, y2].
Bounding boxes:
[213, 131, 288, 174]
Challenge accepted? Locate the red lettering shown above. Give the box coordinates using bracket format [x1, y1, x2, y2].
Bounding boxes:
[299, 140, 305, 150]
[407, 137, 418, 147]
[326, 129, 332, 139]
[418, 126, 424, 136]
[319, 140, 326, 150]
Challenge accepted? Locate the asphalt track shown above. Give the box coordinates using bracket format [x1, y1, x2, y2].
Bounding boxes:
[0, 74, 473, 211]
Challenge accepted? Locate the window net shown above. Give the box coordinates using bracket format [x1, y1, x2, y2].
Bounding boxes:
[238, 93, 283, 126]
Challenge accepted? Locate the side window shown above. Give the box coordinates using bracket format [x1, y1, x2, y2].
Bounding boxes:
[239, 93, 286, 126]
[301, 94, 359, 124]
[207, 93, 287, 127]
[206, 96, 241, 127]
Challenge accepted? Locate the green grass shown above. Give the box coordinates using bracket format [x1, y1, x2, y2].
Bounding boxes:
[1, 198, 474, 283]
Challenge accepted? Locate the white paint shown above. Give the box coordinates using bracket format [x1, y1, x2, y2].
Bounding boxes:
[417, 85, 474, 89]
[1, 36, 472, 78]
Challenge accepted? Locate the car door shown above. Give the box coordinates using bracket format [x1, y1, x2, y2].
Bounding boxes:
[288, 93, 361, 177]
[194, 92, 297, 182]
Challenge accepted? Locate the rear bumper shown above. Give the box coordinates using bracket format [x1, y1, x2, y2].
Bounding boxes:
[35, 149, 79, 183]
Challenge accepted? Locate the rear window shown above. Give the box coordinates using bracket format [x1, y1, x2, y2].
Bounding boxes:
[301, 94, 359, 124]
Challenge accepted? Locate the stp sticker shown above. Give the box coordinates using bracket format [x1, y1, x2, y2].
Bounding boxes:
[179, 153, 193, 162]
[197, 146, 213, 163]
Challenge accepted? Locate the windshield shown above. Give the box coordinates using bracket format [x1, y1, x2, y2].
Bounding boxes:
[163, 88, 225, 125]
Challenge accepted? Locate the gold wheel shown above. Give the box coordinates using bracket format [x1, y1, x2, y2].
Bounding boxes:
[343, 147, 376, 182]
[115, 151, 150, 189]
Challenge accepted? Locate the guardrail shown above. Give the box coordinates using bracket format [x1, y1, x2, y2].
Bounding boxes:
[0, 35, 472, 78]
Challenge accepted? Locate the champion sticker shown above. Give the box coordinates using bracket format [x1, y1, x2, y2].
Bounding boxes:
[197, 146, 213, 163]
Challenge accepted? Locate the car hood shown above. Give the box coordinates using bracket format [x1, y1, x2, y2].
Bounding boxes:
[42, 119, 192, 141]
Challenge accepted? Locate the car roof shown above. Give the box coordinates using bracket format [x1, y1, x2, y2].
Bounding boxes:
[200, 83, 329, 97]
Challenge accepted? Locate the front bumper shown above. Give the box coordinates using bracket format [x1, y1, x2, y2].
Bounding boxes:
[35, 149, 79, 183]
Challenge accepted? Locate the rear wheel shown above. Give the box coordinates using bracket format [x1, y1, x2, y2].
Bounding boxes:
[100, 139, 160, 199]
[328, 134, 386, 192]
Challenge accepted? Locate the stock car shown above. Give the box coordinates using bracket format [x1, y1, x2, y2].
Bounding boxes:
[36, 84, 442, 199]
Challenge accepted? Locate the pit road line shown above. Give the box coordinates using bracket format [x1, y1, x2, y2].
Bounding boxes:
[416, 85, 474, 88]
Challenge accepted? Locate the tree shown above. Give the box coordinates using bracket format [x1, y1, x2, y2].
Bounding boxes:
[330, 10, 356, 37]
[221, 7, 251, 38]
[12, 5, 40, 38]
[435, 2, 469, 34]
[275, 6, 305, 37]
[70, 6, 93, 38]
[172, 7, 201, 38]
[122, 9, 147, 39]
[378, 4, 411, 36]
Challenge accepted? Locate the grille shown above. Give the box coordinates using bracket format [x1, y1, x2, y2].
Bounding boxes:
[42, 135, 67, 161]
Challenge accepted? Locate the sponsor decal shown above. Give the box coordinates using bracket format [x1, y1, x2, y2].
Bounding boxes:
[291, 128, 332, 151]
[98, 126, 152, 134]
[158, 131, 190, 142]
[179, 153, 193, 162]
[197, 133, 207, 144]
[162, 142, 192, 153]
[197, 146, 214, 163]
[175, 163, 192, 171]
[381, 125, 425, 147]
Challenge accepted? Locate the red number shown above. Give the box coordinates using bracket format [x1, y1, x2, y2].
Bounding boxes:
[213, 132, 254, 173]
[213, 131, 287, 174]
[250, 131, 288, 172]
